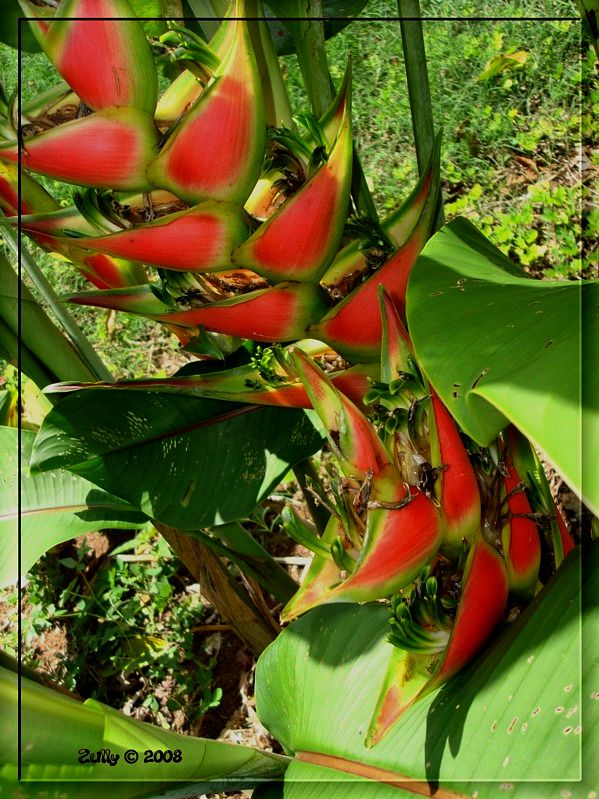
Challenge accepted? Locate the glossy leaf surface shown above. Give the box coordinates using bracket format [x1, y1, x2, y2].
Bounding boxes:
[257, 544, 590, 793]
[0, 427, 146, 587]
[407, 217, 597, 516]
[0, 661, 287, 797]
[31, 390, 323, 529]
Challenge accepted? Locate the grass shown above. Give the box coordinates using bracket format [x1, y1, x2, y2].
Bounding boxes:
[2, 527, 223, 730]
[282, 1, 590, 277]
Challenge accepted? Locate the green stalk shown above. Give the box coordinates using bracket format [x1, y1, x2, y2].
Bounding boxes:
[0, 251, 100, 387]
[189, 522, 298, 603]
[247, 0, 295, 128]
[186, 0, 229, 40]
[3, 228, 113, 382]
[294, 0, 333, 118]
[397, 0, 444, 228]
[293, 457, 330, 536]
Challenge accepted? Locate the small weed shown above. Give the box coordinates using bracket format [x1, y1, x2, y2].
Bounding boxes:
[18, 529, 222, 729]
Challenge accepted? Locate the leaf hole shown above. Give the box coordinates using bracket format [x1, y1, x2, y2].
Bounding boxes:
[544, 340, 554, 348]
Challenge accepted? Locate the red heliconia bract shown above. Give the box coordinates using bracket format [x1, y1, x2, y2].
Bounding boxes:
[366, 647, 432, 748]
[502, 425, 575, 567]
[0, 107, 158, 192]
[24, 0, 158, 114]
[0, 161, 57, 217]
[309, 144, 440, 362]
[69, 202, 249, 273]
[148, 3, 265, 205]
[0, 163, 146, 288]
[427, 535, 508, 689]
[156, 282, 329, 343]
[76, 254, 146, 290]
[280, 514, 348, 622]
[154, 70, 204, 126]
[289, 348, 391, 481]
[321, 132, 440, 294]
[232, 76, 353, 284]
[378, 287, 414, 382]
[501, 450, 541, 599]
[367, 534, 509, 745]
[429, 389, 481, 551]
[66, 285, 172, 316]
[322, 465, 442, 603]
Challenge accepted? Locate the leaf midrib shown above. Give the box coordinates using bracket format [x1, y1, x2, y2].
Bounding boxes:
[295, 751, 469, 798]
[0, 502, 141, 521]
[38, 403, 262, 469]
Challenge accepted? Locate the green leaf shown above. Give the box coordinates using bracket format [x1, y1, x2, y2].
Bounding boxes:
[256, 543, 595, 796]
[406, 218, 598, 516]
[0, 426, 147, 587]
[478, 50, 529, 82]
[0, 252, 100, 387]
[0, 0, 41, 51]
[185, 522, 298, 603]
[31, 391, 323, 530]
[128, 0, 182, 36]
[0, 659, 288, 797]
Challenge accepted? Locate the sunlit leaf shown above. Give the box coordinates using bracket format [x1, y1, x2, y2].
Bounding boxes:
[256, 544, 593, 796]
[0, 659, 288, 797]
[406, 218, 597, 516]
[0, 426, 147, 587]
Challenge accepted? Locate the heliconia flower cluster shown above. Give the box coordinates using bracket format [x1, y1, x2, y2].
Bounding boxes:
[2, 0, 575, 748]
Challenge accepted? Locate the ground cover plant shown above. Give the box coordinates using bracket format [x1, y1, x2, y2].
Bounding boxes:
[0, 1, 597, 797]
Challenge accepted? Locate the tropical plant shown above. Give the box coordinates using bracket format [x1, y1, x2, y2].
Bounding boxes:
[0, 0, 596, 797]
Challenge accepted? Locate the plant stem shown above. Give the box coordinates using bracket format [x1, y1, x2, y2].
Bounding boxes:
[295, 0, 332, 118]
[186, 0, 228, 40]
[247, 0, 295, 128]
[397, 0, 444, 228]
[3, 229, 113, 382]
[293, 458, 330, 536]
[155, 522, 279, 655]
[188, 522, 298, 603]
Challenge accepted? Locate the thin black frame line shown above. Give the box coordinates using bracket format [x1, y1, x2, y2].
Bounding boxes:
[17, 18, 23, 784]
[15, 10, 586, 788]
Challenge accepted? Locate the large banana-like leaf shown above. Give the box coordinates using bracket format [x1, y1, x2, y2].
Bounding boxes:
[0, 659, 288, 797]
[0, 252, 98, 386]
[406, 217, 598, 516]
[256, 543, 594, 796]
[0, 426, 147, 587]
[30, 390, 323, 529]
